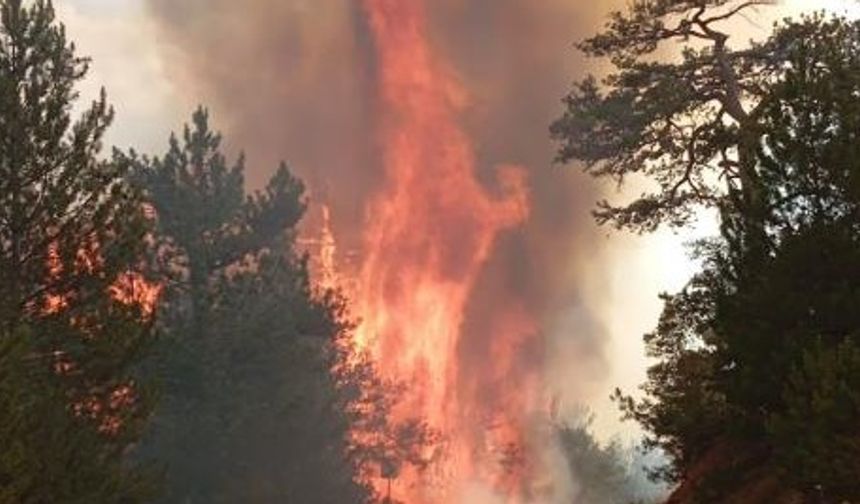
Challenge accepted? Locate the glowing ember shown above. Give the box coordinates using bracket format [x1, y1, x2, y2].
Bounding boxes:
[349, 0, 540, 501]
[42, 238, 161, 317]
[109, 272, 162, 316]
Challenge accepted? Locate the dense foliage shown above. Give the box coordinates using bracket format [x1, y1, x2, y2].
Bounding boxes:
[556, 2, 860, 501]
[127, 109, 374, 503]
[0, 0, 156, 501]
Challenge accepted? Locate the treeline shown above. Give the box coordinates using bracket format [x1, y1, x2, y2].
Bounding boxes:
[554, 1, 860, 502]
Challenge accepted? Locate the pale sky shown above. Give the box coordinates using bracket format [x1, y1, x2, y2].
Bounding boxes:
[56, 0, 187, 153]
[56, 0, 860, 442]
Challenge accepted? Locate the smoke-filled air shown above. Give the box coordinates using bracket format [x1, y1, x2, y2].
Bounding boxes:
[142, 0, 620, 500]
[4, 0, 860, 503]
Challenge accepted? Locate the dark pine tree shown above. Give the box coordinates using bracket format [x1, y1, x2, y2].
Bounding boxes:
[557, 9, 860, 503]
[128, 109, 372, 503]
[561, 9, 860, 502]
[0, 0, 157, 501]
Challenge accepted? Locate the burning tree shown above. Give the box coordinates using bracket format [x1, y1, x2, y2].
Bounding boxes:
[0, 0, 157, 500]
[335, 348, 441, 503]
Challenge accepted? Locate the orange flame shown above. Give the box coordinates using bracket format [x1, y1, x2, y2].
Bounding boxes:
[109, 271, 162, 316]
[351, 0, 540, 501]
[318, 204, 340, 292]
[42, 237, 161, 317]
[40, 232, 160, 440]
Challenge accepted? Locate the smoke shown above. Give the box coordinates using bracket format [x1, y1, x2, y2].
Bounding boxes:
[143, 0, 623, 501]
[420, 0, 620, 424]
[143, 0, 378, 254]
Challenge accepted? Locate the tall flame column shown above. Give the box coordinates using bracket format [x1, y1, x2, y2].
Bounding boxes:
[356, 0, 538, 501]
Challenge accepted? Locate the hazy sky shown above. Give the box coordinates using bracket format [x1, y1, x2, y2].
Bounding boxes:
[57, 0, 186, 153]
[57, 0, 860, 441]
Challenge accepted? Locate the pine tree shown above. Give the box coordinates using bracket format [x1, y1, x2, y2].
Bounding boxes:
[0, 326, 154, 503]
[570, 11, 860, 501]
[128, 109, 372, 503]
[0, 0, 156, 501]
[551, 0, 783, 260]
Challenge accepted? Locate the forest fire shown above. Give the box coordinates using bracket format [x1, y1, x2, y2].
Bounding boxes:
[17, 1, 860, 504]
[142, 0, 620, 500]
[42, 238, 161, 317]
[345, 0, 542, 500]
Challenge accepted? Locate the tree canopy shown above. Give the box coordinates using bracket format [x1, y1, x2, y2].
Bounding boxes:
[555, 3, 860, 501]
[553, 0, 778, 240]
[0, 0, 156, 501]
[126, 109, 376, 503]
